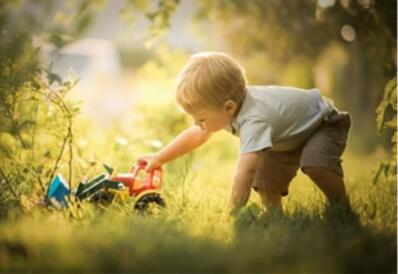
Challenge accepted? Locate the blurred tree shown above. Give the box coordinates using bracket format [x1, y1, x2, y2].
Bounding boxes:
[121, 0, 180, 46]
[195, 0, 396, 152]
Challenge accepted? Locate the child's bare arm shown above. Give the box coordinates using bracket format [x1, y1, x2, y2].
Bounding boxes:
[139, 125, 212, 171]
[229, 152, 261, 214]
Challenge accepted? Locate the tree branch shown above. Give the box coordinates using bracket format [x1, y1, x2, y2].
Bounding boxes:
[46, 129, 70, 190]
[0, 169, 19, 200]
[3, 102, 28, 150]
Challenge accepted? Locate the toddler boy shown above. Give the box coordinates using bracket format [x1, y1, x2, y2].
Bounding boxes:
[139, 52, 351, 213]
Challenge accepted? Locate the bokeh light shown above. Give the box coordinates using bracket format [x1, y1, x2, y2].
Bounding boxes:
[341, 24, 356, 42]
[317, 0, 336, 8]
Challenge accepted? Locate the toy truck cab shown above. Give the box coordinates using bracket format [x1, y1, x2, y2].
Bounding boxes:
[107, 161, 165, 211]
[110, 160, 163, 196]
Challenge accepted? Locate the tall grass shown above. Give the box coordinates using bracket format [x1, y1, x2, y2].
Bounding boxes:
[0, 161, 395, 272]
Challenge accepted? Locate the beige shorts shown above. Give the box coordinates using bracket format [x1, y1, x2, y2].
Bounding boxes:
[253, 109, 352, 196]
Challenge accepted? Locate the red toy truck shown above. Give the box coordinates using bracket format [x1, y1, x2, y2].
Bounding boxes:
[47, 160, 165, 212]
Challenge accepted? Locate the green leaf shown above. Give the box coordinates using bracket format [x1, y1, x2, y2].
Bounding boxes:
[376, 77, 397, 133]
[49, 33, 73, 48]
[384, 117, 397, 130]
[74, 12, 92, 35]
[391, 131, 397, 144]
[47, 72, 62, 85]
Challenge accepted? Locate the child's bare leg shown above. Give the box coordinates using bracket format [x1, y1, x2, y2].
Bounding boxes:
[256, 188, 282, 211]
[303, 167, 348, 204]
[303, 167, 360, 225]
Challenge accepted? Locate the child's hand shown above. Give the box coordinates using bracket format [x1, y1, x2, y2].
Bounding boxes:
[137, 154, 163, 172]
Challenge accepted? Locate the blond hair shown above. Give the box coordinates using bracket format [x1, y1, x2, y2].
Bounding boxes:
[176, 52, 247, 113]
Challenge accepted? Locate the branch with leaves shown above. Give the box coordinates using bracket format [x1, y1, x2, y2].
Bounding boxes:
[373, 77, 397, 184]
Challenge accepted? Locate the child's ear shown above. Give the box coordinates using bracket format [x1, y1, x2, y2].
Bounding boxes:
[223, 100, 237, 115]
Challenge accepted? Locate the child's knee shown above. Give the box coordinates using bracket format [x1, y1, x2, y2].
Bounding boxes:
[302, 166, 339, 181]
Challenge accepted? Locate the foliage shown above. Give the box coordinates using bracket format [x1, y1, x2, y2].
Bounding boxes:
[376, 77, 397, 135]
[196, 0, 395, 75]
[373, 77, 397, 184]
[0, 1, 81, 214]
[121, 0, 180, 47]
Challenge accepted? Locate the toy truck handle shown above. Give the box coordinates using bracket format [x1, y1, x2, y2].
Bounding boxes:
[130, 160, 163, 192]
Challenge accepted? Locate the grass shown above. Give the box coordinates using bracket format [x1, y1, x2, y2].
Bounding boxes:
[0, 136, 396, 272]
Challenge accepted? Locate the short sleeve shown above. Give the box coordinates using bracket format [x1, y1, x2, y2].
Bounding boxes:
[239, 119, 273, 154]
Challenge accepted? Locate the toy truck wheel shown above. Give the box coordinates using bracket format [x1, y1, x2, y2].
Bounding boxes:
[134, 193, 165, 213]
[90, 191, 115, 204]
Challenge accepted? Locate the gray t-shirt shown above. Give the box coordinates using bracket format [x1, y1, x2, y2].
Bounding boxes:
[227, 85, 334, 154]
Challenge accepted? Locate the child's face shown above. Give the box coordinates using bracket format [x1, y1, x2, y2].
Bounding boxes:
[188, 101, 237, 133]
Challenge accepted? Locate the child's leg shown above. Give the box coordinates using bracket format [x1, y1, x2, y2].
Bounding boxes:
[300, 111, 352, 206]
[302, 167, 348, 204]
[303, 167, 359, 225]
[253, 149, 301, 213]
[256, 187, 282, 210]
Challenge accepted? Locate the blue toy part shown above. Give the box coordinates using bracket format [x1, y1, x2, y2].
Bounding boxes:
[46, 174, 70, 207]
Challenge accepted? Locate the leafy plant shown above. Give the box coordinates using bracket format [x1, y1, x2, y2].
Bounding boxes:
[373, 77, 397, 184]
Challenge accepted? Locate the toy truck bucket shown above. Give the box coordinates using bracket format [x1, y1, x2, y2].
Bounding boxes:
[46, 174, 70, 207]
[75, 174, 125, 201]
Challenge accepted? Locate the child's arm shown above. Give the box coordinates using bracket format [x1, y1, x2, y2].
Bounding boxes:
[229, 152, 261, 214]
[139, 125, 212, 171]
